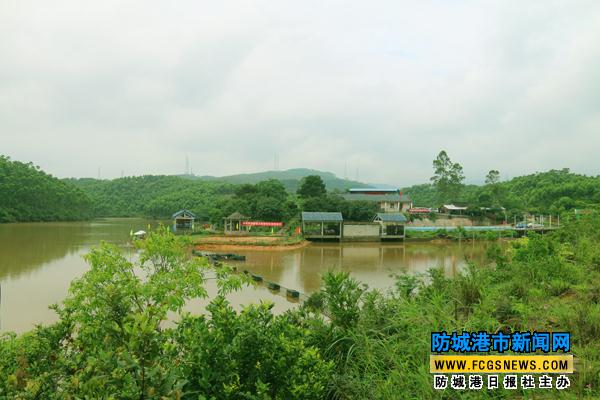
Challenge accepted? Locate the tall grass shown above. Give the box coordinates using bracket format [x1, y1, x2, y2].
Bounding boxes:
[302, 213, 600, 399]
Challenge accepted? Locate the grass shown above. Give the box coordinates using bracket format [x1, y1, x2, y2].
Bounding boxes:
[301, 214, 600, 399]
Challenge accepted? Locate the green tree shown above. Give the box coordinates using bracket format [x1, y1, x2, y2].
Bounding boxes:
[297, 175, 327, 199]
[339, 200, 379, 221]
[485, 169, 500, 185]
[430, 150, 465, 204]
[484, 169, 502, 207]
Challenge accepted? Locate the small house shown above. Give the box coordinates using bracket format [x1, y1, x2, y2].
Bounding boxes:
[342, 189, 412, 213]
[172, 209, 195, 231]
[301, 212, 343, 240]
[441, 204, 468, 215]
[373, 213, 407, 238]
[224, 212, 250, 235]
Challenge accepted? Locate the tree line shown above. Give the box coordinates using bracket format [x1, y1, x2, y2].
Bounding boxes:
[410, 150, 600, 217]
[3, 152, 600, 224]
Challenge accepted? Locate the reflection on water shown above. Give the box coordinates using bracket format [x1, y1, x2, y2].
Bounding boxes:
[0, 220, 496, 333]
[0, 219, 150, 280]
[0, 219, 160, 333]
[229, 241, 493, 294]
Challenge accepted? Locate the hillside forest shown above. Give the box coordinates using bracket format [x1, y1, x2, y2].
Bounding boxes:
[2, 153, 600, 224]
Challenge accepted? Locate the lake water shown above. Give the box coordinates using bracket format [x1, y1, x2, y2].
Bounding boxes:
[0, 219, 495, 333]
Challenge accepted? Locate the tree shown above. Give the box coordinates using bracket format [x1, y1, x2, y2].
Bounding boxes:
[297, 175, 327, 199]
[485, 170, 500, 185]
[430, 150, 465, 204]
[339, 200, 379, 221]
[484, 169, 502, 207]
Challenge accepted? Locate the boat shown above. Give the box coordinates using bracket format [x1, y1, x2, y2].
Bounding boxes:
[133, 230, 147, 240]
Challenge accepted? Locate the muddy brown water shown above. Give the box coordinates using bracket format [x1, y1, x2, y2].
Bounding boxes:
[0, 219, 496, 333]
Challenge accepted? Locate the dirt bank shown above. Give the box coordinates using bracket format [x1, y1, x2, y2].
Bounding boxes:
[195, 242, 309, 252]
[193, 235, 309, 251]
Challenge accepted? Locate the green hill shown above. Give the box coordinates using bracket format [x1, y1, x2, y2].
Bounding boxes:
[0, 155, 92, 222]
[65, 176, 235, 220]
[66, 169, 370, 221]
[195, 168, 370, 192]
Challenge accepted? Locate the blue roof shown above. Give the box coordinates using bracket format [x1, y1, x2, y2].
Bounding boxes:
[301, 212, 343, 222]
[172, 209, 196, 219]
[342, 193, 411, 202]
[374, 213, 407, 223]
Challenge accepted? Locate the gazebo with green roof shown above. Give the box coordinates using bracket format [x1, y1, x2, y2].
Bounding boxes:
[172, 209, 196, 232]
[373, 212, 407, 239]
[301, 212, 343, 240]
[224, 212, 250, 235]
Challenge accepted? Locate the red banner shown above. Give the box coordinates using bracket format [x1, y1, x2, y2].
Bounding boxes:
[241, 221, 283, 227]
[409, 207, 431, 213]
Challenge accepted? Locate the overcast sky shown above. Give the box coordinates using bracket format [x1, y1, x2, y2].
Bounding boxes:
[1, 1, 599, 185]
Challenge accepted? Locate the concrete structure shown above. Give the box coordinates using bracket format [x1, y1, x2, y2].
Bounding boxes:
[342, 223, 380, 241]
[301, 209, 408, 241]
[172, 209, 195, 231]
[343, 188, 412, 212]
[301, 212, 343, 240]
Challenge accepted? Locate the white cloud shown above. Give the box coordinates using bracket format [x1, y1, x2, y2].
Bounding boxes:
[1, 0, 599, 184]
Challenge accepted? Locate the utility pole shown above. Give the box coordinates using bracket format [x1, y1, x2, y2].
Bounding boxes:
[344, 161, 348, 180]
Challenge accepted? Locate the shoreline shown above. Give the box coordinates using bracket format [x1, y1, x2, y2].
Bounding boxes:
[192, 235, 513, 251]
[192, 235, 309, 252]
[194, 241, 309, 252]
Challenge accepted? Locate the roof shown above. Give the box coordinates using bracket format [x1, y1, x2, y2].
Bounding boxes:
[172, 209, 196, 219]
[301, 212, 343, 222]
[374, 213, 407, 223]
[349, 188, 399, 193]
[225, 212, 250, 220]
[341, 193, 411, 203]
[442, 204, 468, 211]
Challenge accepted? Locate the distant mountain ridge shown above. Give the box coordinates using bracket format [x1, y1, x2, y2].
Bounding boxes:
[188, 168, 372, 192]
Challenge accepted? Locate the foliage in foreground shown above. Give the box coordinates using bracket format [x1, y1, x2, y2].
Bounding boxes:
[1, 216, 600, 399]
[0, 230, 331, 399]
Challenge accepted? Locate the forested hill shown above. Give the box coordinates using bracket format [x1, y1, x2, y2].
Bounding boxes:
[0, 156, 92, 222]
[4, 155, 599, 224]
[195, 168, 369, 192]
[403, 169, 600, 213]
[65, 176, 236, 220]
[65, 169, 370, 221]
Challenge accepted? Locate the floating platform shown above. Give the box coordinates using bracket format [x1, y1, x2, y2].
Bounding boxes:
[193, 250, 246, 261]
